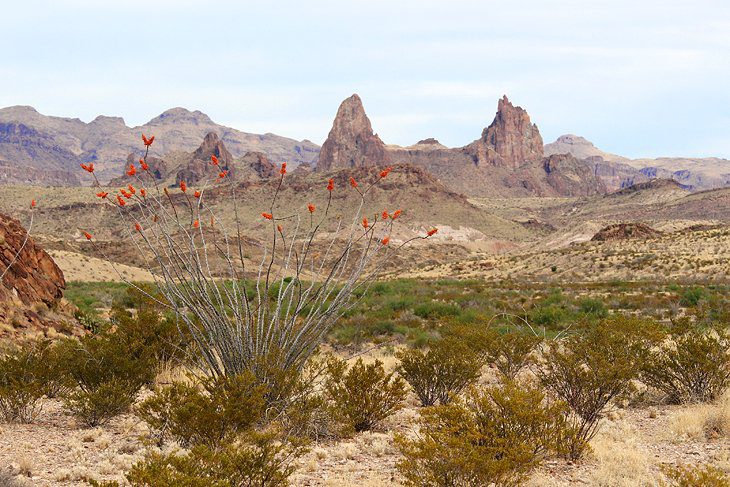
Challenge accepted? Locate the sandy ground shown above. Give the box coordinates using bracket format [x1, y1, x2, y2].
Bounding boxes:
[48, 250, 155, 282]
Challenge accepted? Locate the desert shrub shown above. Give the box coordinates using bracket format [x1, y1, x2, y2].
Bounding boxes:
[413, 301, 461, 320]
[535, 321, 650, 460]
[661, 463, 730, 487]
[137, 372, 268, 448]
[397, 339, 482, 406]
[0, 343, 48, 423]
[480, 329, 542, 380]
[679, 286, 707, 307]
[324, 357, 406, 433]
[396, 380, 569, 487]
[54, 333, 156, 427]
[529, 304, 569, 328]
[642, 326, 730, 404]
[578, 297, 608, 318]
[126, 430, 308, 487]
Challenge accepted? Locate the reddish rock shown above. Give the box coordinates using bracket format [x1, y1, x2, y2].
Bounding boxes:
[176, 132, 234, 185]
[110, 153, 169, 186]
[241, 151, 276, 179]
[316, 94, 391, 171]
[466, 95, 544, 169]
[591, 223, 662, 241]
[0, 213, 65, 306]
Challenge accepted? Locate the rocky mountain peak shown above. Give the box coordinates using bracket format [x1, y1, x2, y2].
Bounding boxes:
[316, 94, 390, 172]
[465, 96, 544, 169]
[146, 107, 214, 126]
[176, 132, 234, 185]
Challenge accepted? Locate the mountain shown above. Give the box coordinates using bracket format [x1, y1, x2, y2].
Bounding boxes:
[464, 96, 544, 169]
[545, 133, 730, 191]
[316, 94, 391, 171]
[0, 106, 320, 184]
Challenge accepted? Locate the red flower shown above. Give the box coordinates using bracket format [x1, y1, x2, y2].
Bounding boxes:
[127, 164, 136, 176]
[117, 195, 127, 207]
[327, 178, 334, 191]
[80, 163, 94, 173]
[142, 134, 154, 146]
[30, 199, 36, 208]
[280, 163, 287, 175]
[382, 209, 388, 220]
[362, 217, 369, 229]
[140, 188, 147, 198]
[180, 180, 187, 192]
[379, 166, 392, 178]
[427, 228, 438, 237]
[135, 223, 142, 232]
[218, 170, 228, 179]
[262, 212, 273, 220]
[83, 232, 93, 240]
[194, 190, 201, 198]
[96, 191, 109, 199]
[391, 209, 402, 219]
[277, 224, 283, 233]
[139, 158, 149, 171]
[193, 220, 200, 228]
[381, 236, 390, 245]
[307, 203, 315, 213]
[127, 184, 136, 195]
[349, 177, 358, 188]
[211, 155, 219, 165]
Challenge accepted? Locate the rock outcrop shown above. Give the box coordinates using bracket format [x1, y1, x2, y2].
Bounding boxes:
[240, 151, 276, 179]
[175, 132, 234, 185]
[591, 223, 662, 241]
[316, 94, 391, 171]
[0, 213, 65, 306]
[110, 153, 169, 186]
[465, 96, 544, 169]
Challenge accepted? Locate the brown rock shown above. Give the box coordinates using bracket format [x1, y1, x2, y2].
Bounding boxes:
[110, 153, 169, 186]
[241, 151, 276, 179]
[591, 223, 662, 241]
[316, 94, 391, 171]
[176, 132, 234, 185]
[466, 95, 544, 169]
[0, 213, 65, 306]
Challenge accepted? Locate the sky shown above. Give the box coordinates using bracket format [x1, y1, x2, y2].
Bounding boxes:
[1, 0, 729, 158]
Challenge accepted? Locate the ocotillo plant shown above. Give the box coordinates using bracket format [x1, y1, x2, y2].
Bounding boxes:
[80, 135, 437, 382]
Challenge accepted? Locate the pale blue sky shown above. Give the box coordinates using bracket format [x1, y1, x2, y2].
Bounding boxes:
[2, 0, 729, 157]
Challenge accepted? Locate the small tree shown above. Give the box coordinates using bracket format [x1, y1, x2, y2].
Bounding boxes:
[396, 380, 569, 487]
[324, 357, 406, 433]
[397, 339, 482, 406]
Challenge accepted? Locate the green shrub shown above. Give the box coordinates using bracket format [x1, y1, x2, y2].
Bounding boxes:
[397, 339, 482, 406]
[126, 430, 308, 487]
[535, 321, 649, 460]
[137, 372, 268, 448]
[480, 329, 542, 380]
[324, 357, 406, 433]
[679, 286, 707, 307]
[578, 298, 608, 318]
[413, 302, 461, 320]
[642, 326, 730, 404]
[661, 463, 730, 487]
[55, 333, 156, 427]
[396, 380, 569, 487]
[0, 343, 48, 423]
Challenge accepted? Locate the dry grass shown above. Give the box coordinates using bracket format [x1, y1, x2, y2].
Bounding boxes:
[586, 421, 657, 486]
[668, 391, 730, 442]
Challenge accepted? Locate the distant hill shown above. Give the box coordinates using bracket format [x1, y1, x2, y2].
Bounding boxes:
[0, 106, 320, 184]
[545, 133, 730, 191]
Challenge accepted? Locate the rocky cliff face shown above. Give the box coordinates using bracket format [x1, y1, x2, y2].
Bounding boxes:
[316, 94, 391, 171]
[0, 122, 81, 186]
[465, 96, 544, 169]
[0, 213, 65, 306]
[175, 132, 234, 185]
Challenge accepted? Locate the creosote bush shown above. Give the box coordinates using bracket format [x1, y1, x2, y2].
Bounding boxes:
[480, 329, 542, 380]
[0, 342, 50, 423]
[397, 338, 481, 406]
[396, 380, 570, 487]
[324, 356, 406, 434]
[642, 325, 730, 404]
[137, 371, 268, 448]
[126, 430, 308, 487]
[534, 319, 654, 460]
